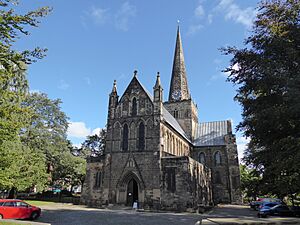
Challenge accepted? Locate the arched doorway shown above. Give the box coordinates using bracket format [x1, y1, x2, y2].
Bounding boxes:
[126, 178, 138, 206]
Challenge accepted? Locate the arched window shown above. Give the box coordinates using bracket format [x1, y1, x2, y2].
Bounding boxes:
[173, 109, 179, 118]
[132, 98, 137, 116]
[122, 124, 129, 151]
[214, 151, 222, 166]
[95, 171, 102, 188]
[137, 122, 145, 150]
[198, 152, 206, 164]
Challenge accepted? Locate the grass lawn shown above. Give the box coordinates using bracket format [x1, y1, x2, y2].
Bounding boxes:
[24, 200, 57, 207]
[0, 222, 31, 225]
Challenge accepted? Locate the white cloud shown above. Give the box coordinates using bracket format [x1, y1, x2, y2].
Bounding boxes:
[115, 2, 136, 31]
[187, 2, 206, 36]
[216, 0, 256, 28]
[92, 128, 101, 135]
[58, 80, 70, 90]
[187, 24, 203, 36]
[90, 6, 109, 25]
[68, 122, 91, 138]
[195, 5, 205, 18]
[236, 136, 250, 161]
[67, 121, 102, 139]
[207, 13, 213, 24]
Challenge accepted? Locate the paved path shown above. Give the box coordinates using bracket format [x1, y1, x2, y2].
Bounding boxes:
[36, 204, 257, 225]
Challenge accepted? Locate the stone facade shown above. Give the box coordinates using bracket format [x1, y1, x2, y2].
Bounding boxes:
[81, 27, 242, 211]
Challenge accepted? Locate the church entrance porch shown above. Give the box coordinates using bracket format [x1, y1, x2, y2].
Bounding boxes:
[116, 171, 145, 207]
[126, 178, 138, 206]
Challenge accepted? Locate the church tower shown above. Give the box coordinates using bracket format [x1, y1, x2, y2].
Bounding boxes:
[164, 26, 198, 140]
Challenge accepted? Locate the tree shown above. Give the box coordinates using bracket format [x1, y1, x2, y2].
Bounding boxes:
[21, 92, 70, 185]
[0, 0, 51, 141]
[240, 164, 262, 201]
[81, 129, 106, 157]
[53, 148, 86, 191]
[0, 1, 51, 195]
[223, 0, 300, 200]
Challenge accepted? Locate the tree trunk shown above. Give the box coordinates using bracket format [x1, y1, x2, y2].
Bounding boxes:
[8, 187, 17, 199]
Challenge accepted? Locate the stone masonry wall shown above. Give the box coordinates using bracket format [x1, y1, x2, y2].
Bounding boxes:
[160, 156, 212, 211]
[192, 138, 242, 204]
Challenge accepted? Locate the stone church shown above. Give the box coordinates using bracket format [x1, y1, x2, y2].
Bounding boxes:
[81, 27, 242, 211]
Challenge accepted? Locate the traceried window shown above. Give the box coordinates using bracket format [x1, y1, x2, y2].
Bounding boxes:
[95, 171, 102, 188]
[214, 151, 222, 166]
[132, 98, 137, 116]
[137, 122, 145, 150]
[198, 152, 206, 164]
[122, 124, 129, 151]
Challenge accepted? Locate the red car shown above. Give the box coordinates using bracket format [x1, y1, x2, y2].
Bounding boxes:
[0, 199, 41, 220]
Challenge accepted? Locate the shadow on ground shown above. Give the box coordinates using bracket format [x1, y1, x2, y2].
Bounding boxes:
[36, 208, 203, 225]
[35, 204, 258, 225]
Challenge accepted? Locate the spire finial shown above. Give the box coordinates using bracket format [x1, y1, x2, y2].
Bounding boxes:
[154, 71, 162, 88]
[112, 79, 117, 93]
[134, 70, 138, 77]
[177, 20, 180, 30]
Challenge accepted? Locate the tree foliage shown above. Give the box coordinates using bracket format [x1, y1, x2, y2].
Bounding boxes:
[223, 0, 300, 198]
[81, 129, 106, 157]
[0, 1, 88, 194]
[0, 0, 51, 193]
[240, 164, 262, 201]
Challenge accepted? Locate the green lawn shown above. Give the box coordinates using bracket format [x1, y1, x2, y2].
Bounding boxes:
[24, 200, 57, 207]
[0, 222, 31, 225]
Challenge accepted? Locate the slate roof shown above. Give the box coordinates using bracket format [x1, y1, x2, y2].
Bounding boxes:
[162, 107, 190, 141]
[193, 120, 231, 146]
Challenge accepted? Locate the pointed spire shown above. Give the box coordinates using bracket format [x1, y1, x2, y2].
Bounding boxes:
[153, 72, 163, 103]
[154, 72, 161, 88]
[168, 25, 190, 102]
[111, 80, 117, 94]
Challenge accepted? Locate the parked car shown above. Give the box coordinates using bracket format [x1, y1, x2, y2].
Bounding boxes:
[258, 204, 294, 218]
[291, 206, 300, 217]
[250, 198, 283, 210]
[0, 199, 41, 220]
[258, 201, 282, 210]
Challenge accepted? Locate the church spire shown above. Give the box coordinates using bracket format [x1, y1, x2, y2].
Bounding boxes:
[111, 80, 117, 94]
[153, 72, 163, 103]
[168, 26, 190, 102]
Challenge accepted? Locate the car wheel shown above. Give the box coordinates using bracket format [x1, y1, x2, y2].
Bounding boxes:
[31, 211, 39, 220]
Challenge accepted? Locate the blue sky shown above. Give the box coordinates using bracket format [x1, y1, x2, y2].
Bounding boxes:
[15, 0, 259, 159]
